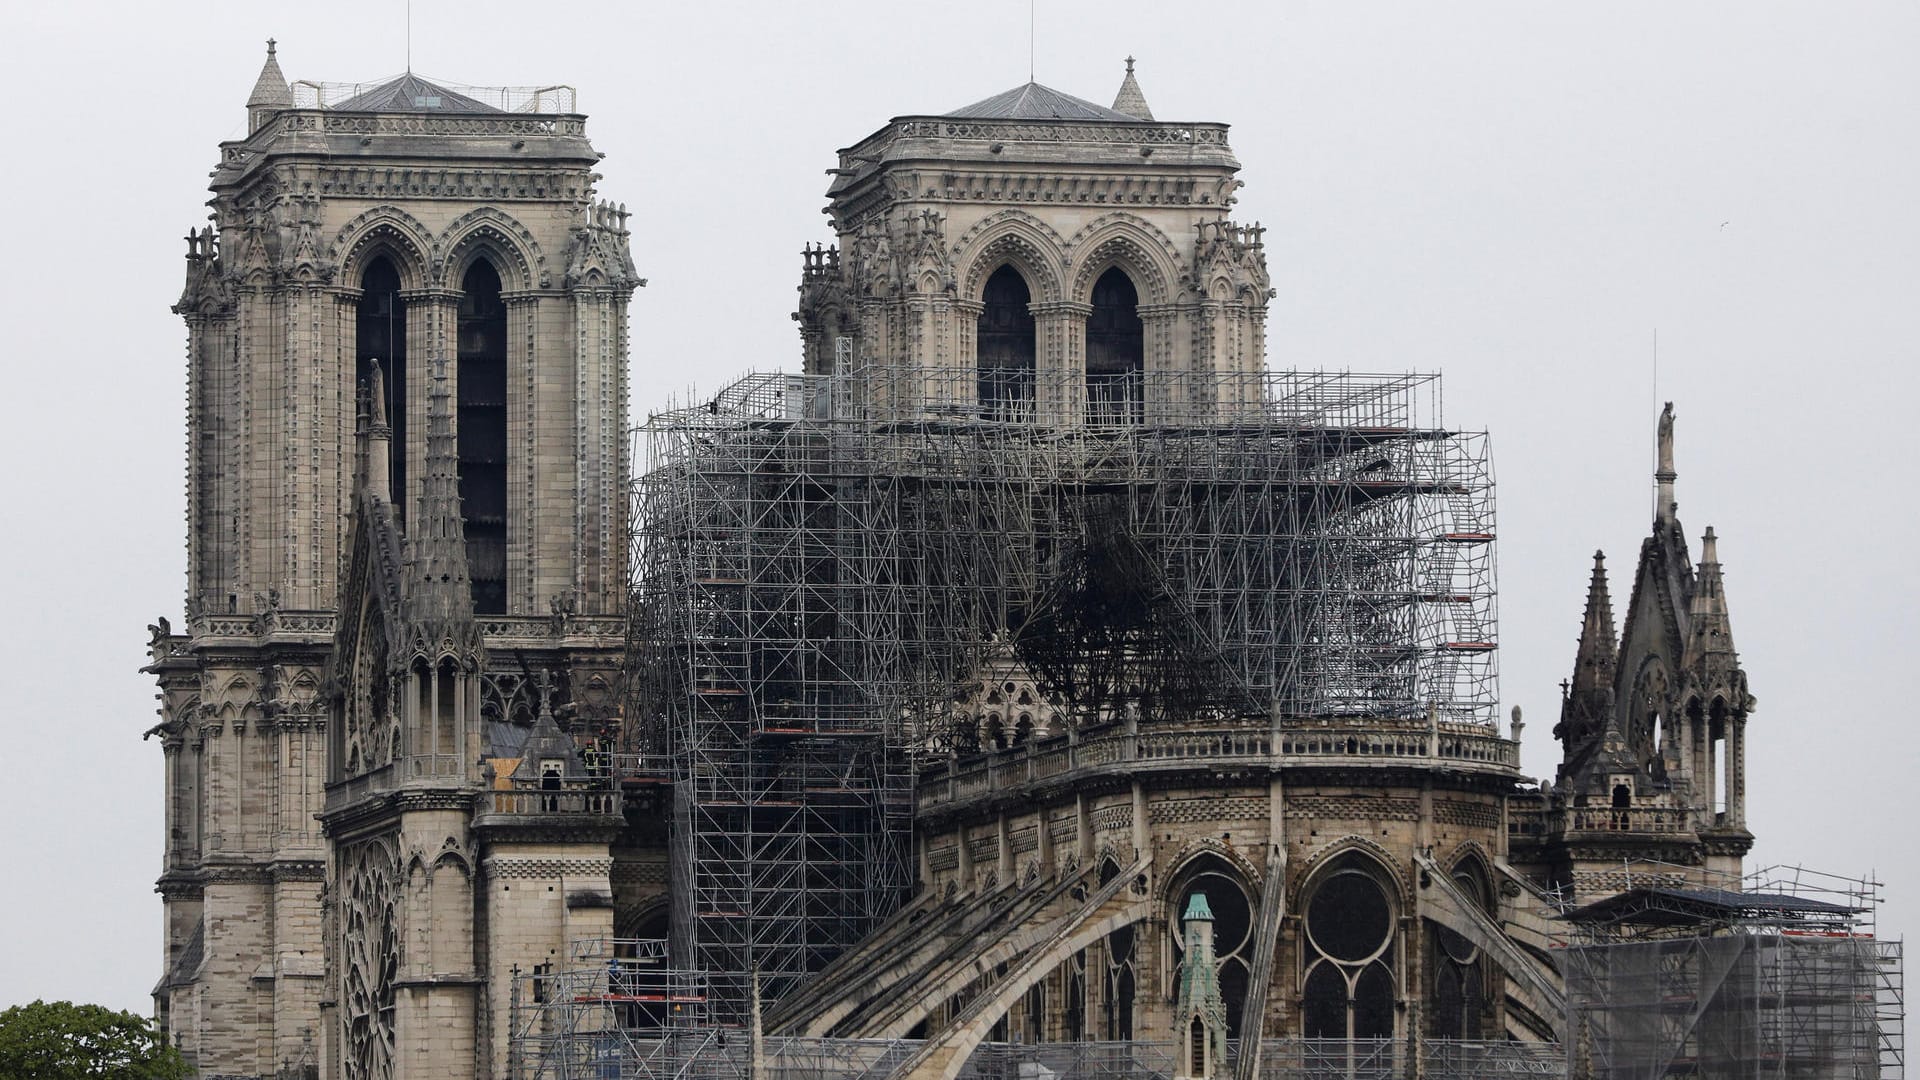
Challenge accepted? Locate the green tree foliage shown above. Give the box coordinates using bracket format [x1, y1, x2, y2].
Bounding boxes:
[0, 1000, 188, 1080]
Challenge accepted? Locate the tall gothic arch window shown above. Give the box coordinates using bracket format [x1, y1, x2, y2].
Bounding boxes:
[1428, 863, 1488, 1039]
[1301, 858, 1398, 1042]
[457, 259, 508, 614]
[1063, 946, 1087, 1041]
[357, 257, 407, 516]
[978, 265, 1036, 421]
[1098, 858, 1136, 1040]
[1085, 268, 1143, 425]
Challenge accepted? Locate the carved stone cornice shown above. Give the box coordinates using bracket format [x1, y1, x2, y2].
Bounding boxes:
[155, 875, 205, 901]
[474, 815, 625, 847]
[1557, 838, 1704, 866]
[197, 862, 275, 885]
[1699, 829, 1755, 857]
[1029, 301, 1094, 318]
[393, 789, 480, 813]
[314, 164, 594, 203]
[481, 855, 614, 881]
[269, 860, 328, 884]
[320, 789, 403, 839]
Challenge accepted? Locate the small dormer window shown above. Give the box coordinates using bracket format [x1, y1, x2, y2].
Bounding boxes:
[413, 95, 443, 109]
[540, 759, 564, 790]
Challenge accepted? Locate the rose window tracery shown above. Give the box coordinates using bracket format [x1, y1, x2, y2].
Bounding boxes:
[1301, 861, 1398, 1040]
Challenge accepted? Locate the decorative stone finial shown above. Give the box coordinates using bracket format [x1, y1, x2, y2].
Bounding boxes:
[247, 36, 294, 130]
[1655, 402, 1677, 524]
[1112, 56, 1154, 121]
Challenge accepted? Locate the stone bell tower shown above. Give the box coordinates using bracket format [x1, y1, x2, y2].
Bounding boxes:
[146, 41, 639, 1078]
[796, 59, 1272, 425]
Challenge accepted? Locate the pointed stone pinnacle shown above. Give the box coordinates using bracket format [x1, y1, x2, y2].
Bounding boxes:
[1111, 56, 1154, 121]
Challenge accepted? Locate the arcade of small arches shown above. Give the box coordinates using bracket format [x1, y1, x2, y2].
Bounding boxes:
[970, 257, 1151, 426]
[948, 669, 1070, 754]
[849, 210, 1221, 428]
[1616, 669, 1744, 822]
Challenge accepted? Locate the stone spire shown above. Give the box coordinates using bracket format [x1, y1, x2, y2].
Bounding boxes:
[513, 675, 586, 780]
[1174, 892, 1228, 1079]
[1683, 528, 1738, 672]
[247, 39, 294, 133]
[403, 358, 482, 656]
[1555, 552, 1617, 751]
[1111, 56, 1154, 120]
[1573, 551, 1618, 690]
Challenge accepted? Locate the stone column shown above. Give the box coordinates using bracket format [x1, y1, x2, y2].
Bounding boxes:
[1728, 715, 1746, 827]
[235, 282, 266, 610]
[953, 299, 984, 414]
[327, 289, 363, 600]
[1690, 710, 1709, 815]
[403, 289, 460, 521]
[161, 729, 185, 868]
[504, 292, 541, 613]
[1138, 305, 1183, 423]
[569, 285, 615, 608]
[1032, 301, 1092, 426]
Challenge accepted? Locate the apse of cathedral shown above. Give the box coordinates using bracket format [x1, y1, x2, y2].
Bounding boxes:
[146, 44, 1759, 1080]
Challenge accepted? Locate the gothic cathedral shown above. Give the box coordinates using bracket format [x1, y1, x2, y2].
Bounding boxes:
[147, 44, 1758, 1080]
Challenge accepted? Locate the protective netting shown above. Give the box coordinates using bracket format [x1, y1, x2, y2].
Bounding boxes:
[1564, 933, 1902, 1080]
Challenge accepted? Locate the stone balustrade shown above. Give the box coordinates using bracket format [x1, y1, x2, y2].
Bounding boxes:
[182, 611, 621, 647]
[260, 110, 587, 139]
[919, 720, 1518, 813]
[892, 119, 1231, 147]
[477, 787, 622, 817]
[1567, 806, 1689, 835]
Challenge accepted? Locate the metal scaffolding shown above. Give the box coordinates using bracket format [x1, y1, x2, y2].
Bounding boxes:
[521, 1027, 1566, 1080]
[1562, 868, 1904, 1080]
[628, 364, 1496, 1022]
[509, 938, 735, 1080]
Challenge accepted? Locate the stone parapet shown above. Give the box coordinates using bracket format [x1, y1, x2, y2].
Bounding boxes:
[918, 720, 1520, 819]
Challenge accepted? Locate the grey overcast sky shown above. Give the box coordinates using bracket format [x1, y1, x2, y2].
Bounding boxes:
[1, 0, 1914, 1014]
